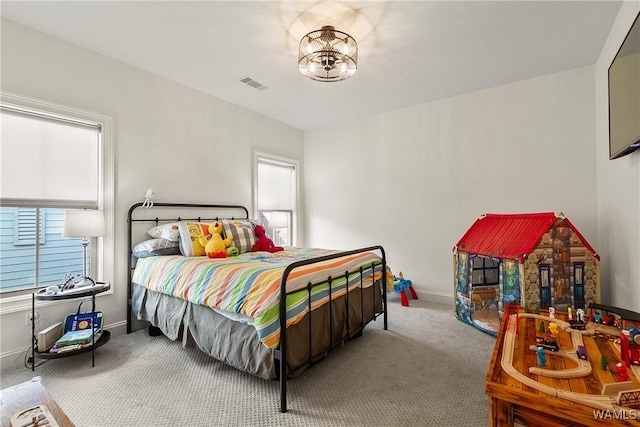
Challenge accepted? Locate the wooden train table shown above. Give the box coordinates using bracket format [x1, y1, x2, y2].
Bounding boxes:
[485, 308, 640, 426]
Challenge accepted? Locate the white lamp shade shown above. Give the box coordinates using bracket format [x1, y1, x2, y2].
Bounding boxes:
[63, 209, 105, 238]
[269, 212, 289, 229]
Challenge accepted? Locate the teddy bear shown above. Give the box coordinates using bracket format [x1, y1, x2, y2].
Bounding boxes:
[199, 221, 234, 258]
[251, 224, 283, 253]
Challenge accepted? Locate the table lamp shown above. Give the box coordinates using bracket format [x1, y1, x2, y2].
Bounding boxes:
[269, 213, 289, 246]
[62, 209, 105, 288]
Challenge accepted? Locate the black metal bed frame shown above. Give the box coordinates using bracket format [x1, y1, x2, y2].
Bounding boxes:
[126, 202, 388, 412]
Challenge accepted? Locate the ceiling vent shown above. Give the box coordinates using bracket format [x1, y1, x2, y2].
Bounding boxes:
[240, 77, 268, 91]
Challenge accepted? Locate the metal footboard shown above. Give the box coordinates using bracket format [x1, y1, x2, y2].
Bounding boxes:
[277, 245, 387, 412]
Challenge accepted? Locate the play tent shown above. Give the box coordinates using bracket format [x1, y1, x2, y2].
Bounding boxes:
[453, 212, 600, 335]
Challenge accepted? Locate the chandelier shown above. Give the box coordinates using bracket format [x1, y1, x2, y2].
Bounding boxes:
[298, 26, 358, 82]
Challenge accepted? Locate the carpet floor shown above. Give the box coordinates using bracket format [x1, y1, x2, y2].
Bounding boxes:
[1, 296, 496, 426]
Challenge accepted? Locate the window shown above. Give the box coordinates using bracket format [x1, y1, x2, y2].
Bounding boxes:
[14, 208, 46, 246]
[254, 154, 297, 247]
[0, 93, 113, 296]
[471, 256, 499, 286]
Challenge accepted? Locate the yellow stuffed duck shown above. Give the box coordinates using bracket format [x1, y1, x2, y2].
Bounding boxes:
[199, 221, 234, 258]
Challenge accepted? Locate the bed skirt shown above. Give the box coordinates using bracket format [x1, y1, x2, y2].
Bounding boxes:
[131, 281, 383, 379]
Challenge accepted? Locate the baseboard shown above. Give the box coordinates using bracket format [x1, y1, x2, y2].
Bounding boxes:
[413, 290, 454, 306]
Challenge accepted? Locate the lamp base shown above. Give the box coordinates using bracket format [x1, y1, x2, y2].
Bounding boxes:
[74, 277, 96, 289]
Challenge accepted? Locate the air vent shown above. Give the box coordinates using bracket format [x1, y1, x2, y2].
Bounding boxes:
[240, 77, 268, 91]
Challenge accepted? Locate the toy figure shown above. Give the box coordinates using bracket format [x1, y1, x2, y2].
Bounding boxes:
[251, 224, 284, 253]
[617, 362, 629, 382]
[200, 221, 233, 258]
[537, 347, 546, 367]
[549, 307, 555, 319]
[539, 321, 546, 333]
[601, 355, 608, 370]
[535, 306, 540, 315]
[576, 308, 585, 323]
[568, 307, 572, 320]
[549, 322, 558, 338]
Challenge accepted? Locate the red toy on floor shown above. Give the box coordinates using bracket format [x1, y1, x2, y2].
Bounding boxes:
[393, 272, 418, 306]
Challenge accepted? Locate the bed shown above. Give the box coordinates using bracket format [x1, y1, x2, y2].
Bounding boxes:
[126, 202, 388, 412]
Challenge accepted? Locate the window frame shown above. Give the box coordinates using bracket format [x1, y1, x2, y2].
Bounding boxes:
[0, 91, 114, 309]
[252, 152, 300, 247]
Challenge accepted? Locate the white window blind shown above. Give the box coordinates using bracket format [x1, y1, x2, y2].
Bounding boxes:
[0, 108, 100, 209]
[257, 161, 294, 210]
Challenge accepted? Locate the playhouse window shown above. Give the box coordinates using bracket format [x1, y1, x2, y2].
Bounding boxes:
[471, 256, 499, 285]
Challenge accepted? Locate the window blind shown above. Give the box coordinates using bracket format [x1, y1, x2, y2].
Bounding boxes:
[0, 107, 100, 209]
[257, 160, 295, 211]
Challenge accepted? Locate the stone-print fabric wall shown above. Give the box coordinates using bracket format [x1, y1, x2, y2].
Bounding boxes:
[523, 231, 598, 310]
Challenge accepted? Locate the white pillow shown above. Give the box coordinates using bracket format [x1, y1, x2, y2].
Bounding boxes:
[147, 223, 180, 242]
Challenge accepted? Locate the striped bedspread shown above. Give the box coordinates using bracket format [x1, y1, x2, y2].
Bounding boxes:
[132, 247, 384, 348]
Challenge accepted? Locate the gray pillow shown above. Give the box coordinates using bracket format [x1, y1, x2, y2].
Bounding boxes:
[132, 238, 181, 258]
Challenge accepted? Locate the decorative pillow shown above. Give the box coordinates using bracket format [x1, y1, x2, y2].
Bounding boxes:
[147, 223, 181, 242]
[178, 222, 210, 257]
[132, 239, 180, 258]
[222, 219, 257, 254]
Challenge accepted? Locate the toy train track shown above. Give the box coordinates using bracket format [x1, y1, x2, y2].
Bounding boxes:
[500, 313, 626, 411]
[525, 314, 592, 378]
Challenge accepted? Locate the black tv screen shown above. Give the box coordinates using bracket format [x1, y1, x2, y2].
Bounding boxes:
[608, 12, 640, 160]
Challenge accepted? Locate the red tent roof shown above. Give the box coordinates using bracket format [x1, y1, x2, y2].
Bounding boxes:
[454, 212, 599, 261]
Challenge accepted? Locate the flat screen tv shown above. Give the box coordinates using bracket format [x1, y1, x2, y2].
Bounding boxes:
[608, 11, 640, 160]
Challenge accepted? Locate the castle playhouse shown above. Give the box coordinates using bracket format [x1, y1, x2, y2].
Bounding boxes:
[453, 212, 600, 335]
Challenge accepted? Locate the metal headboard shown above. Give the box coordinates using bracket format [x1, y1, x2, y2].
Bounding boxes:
[126, 202, 250, 333]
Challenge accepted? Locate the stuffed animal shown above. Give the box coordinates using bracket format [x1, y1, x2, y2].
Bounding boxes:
[199, 221, 234, 258]
[251, 224, 283, 253]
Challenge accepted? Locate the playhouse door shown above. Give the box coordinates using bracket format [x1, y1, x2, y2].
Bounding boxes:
[573, 262, 585, 308]
[539, 264, 551, 309]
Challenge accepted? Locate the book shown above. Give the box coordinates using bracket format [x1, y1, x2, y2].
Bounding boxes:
[50, 344, 85, 353]
[51, 329, 101, 351]
[37, 322, 63, 352]
[64, 311, 103, 334]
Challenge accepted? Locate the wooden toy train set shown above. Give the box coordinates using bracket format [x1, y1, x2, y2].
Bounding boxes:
[501, 302, 640, 411]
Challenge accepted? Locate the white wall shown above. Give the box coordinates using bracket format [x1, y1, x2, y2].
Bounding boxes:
[0, 19, 304, 369]
[595, 2, 640, 310]
[304, 66, 598, 302]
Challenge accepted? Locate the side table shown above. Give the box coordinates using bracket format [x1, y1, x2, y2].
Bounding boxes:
[31, 282, 111, 371]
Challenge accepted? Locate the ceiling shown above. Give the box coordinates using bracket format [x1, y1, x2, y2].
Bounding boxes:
[1, 1, 623, 131]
